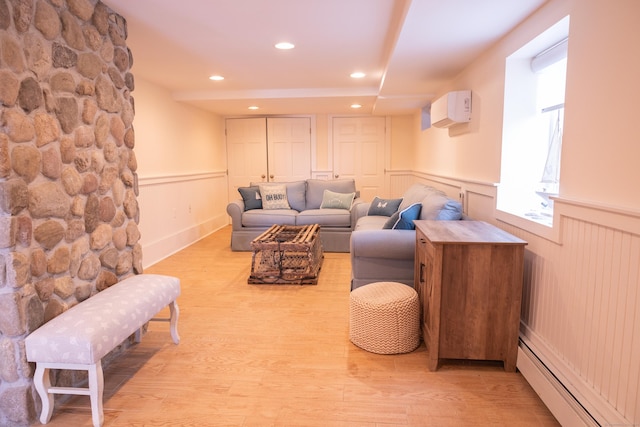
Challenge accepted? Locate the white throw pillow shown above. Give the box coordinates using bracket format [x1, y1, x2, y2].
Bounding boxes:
[320, 189, 355, 210]
[258, 184, 290, 210]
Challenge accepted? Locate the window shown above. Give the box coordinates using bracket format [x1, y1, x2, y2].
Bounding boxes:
[497, 17, 569, 228]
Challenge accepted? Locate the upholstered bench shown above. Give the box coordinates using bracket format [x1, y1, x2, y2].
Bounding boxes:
[25, 274, 181, 427]
[349, 281, 420, 354]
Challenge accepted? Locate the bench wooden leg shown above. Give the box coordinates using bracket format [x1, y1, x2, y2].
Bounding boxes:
[31, 362, 105, 427]
[88, 361, 104, 427]
[142, 300, 181, 344]
[33, 364, 54, 424]
[169, 300, 180, 344]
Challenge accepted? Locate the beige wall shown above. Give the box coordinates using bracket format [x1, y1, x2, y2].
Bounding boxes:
[561, 0, 640, 209]
[132, 78, 229, 266]
[133, 77, 226, 176]
[413, 0, 640, 211]
[389, 115, 415, 170]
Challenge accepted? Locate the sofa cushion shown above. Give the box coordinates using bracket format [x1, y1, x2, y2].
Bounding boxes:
[306, 179, 356, 209]
[297, 209, 351, 227]
[398, 183, 443, 211]
[419, 193, 463, 220]
[320, 190, 355, 210]
[384, 203, 422, 230]
[350, 229, 418, 260]
[283, 180, 307, 211]
[354, 215, 388, 231]
[259, 184, 291, 209]
[251, 181, 306, 212]
[241, 209, 297, 227]
[367, 197, 402, 216]
[238, 186, 262, 210]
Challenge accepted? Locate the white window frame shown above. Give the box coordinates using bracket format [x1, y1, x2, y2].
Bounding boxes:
[496, 16, 570, 238]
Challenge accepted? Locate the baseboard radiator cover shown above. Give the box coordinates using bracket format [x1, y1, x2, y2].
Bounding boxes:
[518, 336, 631, 427]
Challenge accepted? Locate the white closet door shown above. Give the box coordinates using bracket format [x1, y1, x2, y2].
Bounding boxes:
[266, 117, 311, 182]
[226, 117, 312, 203]
[332, 116, 386, 201]
[226, 118, 267, 202]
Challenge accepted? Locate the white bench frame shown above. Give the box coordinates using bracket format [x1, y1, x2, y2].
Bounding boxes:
[26, 275, 180, 427]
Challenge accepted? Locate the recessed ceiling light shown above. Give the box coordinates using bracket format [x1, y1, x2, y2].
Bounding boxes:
[209, 75, 224, 81]
[248, 106, 259, 110]
[350, 72, 366, 78]
[351, 104, 362, 109]
[275, 42, 295, 50]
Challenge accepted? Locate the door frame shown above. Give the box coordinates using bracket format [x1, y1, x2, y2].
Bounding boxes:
[327, 115, 391, 195]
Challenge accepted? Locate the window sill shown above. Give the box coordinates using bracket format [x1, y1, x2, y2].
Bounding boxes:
[495, 207, 559, 243]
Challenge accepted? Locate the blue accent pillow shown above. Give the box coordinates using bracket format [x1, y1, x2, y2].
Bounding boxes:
[367, 197, 403, 216]
[436, 200, 463, 220]
[238, 186, 262, 211]
[383, 203, 422, 230]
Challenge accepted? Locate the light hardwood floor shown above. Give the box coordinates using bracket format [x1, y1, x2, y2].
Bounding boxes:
[36, 226, 560, 427]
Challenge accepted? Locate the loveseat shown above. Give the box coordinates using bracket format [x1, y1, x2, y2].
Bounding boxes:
[227, 179, 362, 252]
[350, 183, 464, 290]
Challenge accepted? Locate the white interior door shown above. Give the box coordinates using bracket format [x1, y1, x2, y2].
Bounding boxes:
[226, 117, 312, 202]
[266, 117, 311, 182]
[332, 117, 386, 201]
[226, 118, 267, 202]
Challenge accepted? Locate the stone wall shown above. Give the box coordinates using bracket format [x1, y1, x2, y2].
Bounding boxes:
[0, 1, 141, 425]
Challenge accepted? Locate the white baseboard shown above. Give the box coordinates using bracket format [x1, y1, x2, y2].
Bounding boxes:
[517, 342, 598, 427]
[141, 217, 227, 269]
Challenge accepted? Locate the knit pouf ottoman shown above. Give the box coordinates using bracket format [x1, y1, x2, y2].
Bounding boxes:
[349, 281, 420, 354]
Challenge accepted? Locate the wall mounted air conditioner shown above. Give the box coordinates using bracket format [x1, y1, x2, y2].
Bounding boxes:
[431, 90, 472, 128]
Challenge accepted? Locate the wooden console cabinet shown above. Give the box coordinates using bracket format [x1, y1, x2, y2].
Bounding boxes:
[414, 220, 527, 371]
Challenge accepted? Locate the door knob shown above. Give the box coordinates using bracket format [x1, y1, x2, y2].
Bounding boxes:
[335, 174, 339, 178]
[261, 174, 266, 179]
[270, 174, 274, 179]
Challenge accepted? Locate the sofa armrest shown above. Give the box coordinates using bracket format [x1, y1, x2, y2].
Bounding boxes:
[352, 201, 371, 224]
[350, 229, 416, 260]
[352, 198, 370, 228]
[226, 199, 245, 230]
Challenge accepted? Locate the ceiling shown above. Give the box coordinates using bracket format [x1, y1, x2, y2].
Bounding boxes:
[104, 0, 546, 116]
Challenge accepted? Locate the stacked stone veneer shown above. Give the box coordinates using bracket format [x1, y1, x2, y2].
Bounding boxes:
[0, 1, 141, 425]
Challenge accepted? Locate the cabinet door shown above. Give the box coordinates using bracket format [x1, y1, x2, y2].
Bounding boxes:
[422, 241, 435, 349]
[415, 232, 429, 339]
[424, 241, 441, 371]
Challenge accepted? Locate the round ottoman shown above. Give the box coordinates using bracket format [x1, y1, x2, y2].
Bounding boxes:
[349, 281, 420, 354]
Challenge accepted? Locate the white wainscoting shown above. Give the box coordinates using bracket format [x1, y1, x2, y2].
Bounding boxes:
[503, 199, 640, 427]
[390, 170, 639, 427]
[137, 171, 229, 268]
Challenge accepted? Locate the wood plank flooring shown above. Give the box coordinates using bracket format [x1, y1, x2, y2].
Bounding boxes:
[35, 226, 560, 426]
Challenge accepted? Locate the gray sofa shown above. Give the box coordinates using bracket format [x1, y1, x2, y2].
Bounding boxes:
[227, 179, 362, 252]
[350, 183, 464, 290]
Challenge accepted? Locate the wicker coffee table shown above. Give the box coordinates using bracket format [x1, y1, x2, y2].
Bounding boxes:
[249, 224, 324, 285]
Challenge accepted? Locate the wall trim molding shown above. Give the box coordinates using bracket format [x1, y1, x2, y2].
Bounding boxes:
[139, 171, 226, 187]
[555, 196, 640, 237]
[412, 170, 497, 188]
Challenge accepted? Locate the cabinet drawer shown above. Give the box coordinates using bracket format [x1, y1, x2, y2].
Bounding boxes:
[416, 234, 434, 259]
